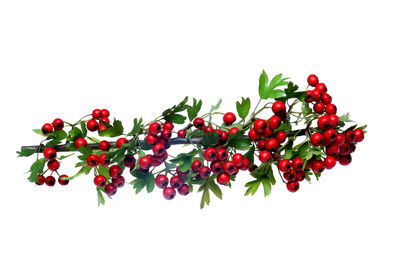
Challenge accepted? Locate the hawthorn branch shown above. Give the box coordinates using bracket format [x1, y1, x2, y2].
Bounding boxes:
[21, 129, 307, 153]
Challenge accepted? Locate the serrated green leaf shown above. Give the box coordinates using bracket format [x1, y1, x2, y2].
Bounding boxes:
[243, 145, 255, 165]
[244, 180, 261, 196]
[164, 113, 187, 124]
[208, 179, 222, 200]
[236, 97, 251, 120]
[80, 121, 88, 138]
[58, 153, 74, 160]
[68, 127, 83, 139]
[302, 102, 312, 115]
[202, 131, 219, 147]
[170, 153, 193, 172]
[259, 70, 288, 99]
[187, 98, 203, 121]
[261, 179, 271, 197]
[27, 158, 46, 182]
[99, 119, 124, 137]
[97, 188, 105, 206]
[200, 185, 210, 209]
[128, 118, 143, 136]
[98, 165, 111, 178]
[17, 148, 36, 157]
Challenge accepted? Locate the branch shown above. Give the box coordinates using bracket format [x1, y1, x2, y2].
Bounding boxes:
[21, 129, 306, 152]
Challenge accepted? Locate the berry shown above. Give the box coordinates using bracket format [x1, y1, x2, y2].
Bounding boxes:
[36, 175, 45, 185]
[217, 148, 228, 161]
[263, 126, 274, 138]
[52, 118, 64, 131]
[104, 183, 117, 196]
[324, 156, 337, 169]
[152, 142, 166, 156]
[99, 154, 110, 166]
[177, 130, 186, 138]
[75, 138, 88, 149]
[223, 112, 236, 125]
[155, 175, 169, 189]
[232, 153, 244, 167]
[139, 156, 151, 170]
[223, 161, 237, 176]
[248, 128, 260, 141]
[323, 128, 337, 143]
[265, 138, 279, 151]
[161, 129, 171, 139]
[296, 171, 305, 181]
[305, 91, 314, 103]
[309, 132, 324, 146]
[253, 119, 268, 134]
[193, 117, 205, 129]
[109, 165, 122, 178]
[228, 127, 239, 136]
[41, 123, 53, 135]
[339, 143, 351, 156]
[315, 83, 327, 93]
[86, 120, 99, 132]
[307, 74, 319, 87]
[58, 175, 69, 185]
[210, 161, 223, 174]
[98, 124, 107, 132]
[275, 130, 287, 143]
[170, 176, 183, 189]
[204, 148, 217, 162]
[204, 126, 214, 134]
[272, 101, 286, 115]
[43, 147, 57, 160]
[92, 109, 101, 119]
[124, 155, 136, 168]
[287, 181, 299, 192]
[317, 115, 332, 131]
[354, 128, 364, 142]
[278, 159, 291, 173]
[292, 157, 304, 172]
[145, 134, 158, 145]
[217, 173, 231, 185]
[86, 154, 99, 167]
[338, 154, 352, 166]
[112, 176, 125, 188]
[163, 187, 176, 200]
[313, 102, 325, 114]
[240, 158, 250, 170]
[99, 140, 110, 151]
[283, 169, 296, 181]
[268, 116, 281, 129]
[329, 114, 339, 128]
[325, 104, 337, 115]
[163, 121, 174, 131]
[333, 133, 345, 146]
[48, 160, 60, 171]
[199, 166, 211, 178]
[312, 89, 323, 101]
[257, 139, 266, 150]
[344, 130, 356, 144]
[191, 160, 203, 173]
[326, 144, 340, 156]
[259, 150, 271, 163]
[100, 116, 110, 125]
[149, 122, 161, 135]
[178, 184, 190, 195]
[321, 93, 332, 105]
[312, 160, 325, 173]
[100, 109, 110, 118]
[218, 130, 228, 143]
[45, 176, 56, 186]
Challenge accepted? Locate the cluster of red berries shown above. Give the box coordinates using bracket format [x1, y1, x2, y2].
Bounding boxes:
[86, 108, 111, 132]
[155, 166, 191, 200]
[41, 118, 64, 134]
[93, 164, 126, 196]
[36, 147, 69, 186]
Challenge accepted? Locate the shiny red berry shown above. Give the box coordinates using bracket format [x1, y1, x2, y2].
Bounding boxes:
[210, 161, 223, 174]
[232, 153, 244, 167]
[163, 187, 176, 200]
[312, 89, 323, 101]
[323, 129, 337, 143]
[139, 156, 151, 170]
[42, 123, 53, 135]
[259, 150, 271, 163]
[317, 115, 332, 131]
[228, 127, 239, 136]
[296, 171, 305, 181]
[204, 126, 214, 134]
[145, 134, 158, 145]
[310, 132, 324, 146]
[344, 130, 356, 144]
[99, 140, 110, 151]
[313, 102, 325, 114]
[333, 133, 345, 146]
[148, 122, 161, 135]
[326, 144, 340, 156]
[265, 138, 279, 151]
[36, 175, 45, 185]
[116, 138, 128, 148]
[100, 109, 110, 118]
[163, 121, 174, 131]
[92, 109, 101, 119]
[191, 160, 203, 173]
[253, 119, 267, 134]
[312, 160, 325, 173]
[123, 155, 136, 168]
[278, 159, 291, 173]
[87, 120, 99, 132]
[193, 117, 205, 129]
[315, 83, 327, 93]
[43, 147, 57, 160]
[48, 160, 60, 171]
[178, 184, 190, 195]
[307, 74, 319, 87]
[305, 90, 314, 103]
[338, 154, 352, 166]
[52, 118, 64, 131]
[292, 157, 304, 172]
[287, 181, 299, 192]
[170, 176, 183, 189]
[329, 114, 339, 128]
[100, 116, 110, 125]
[161, 129, 171, 139]
[109, 165, 122, 178]
[325, 104, 337, 115]
[354, 128, 364, 142]
[75, 138, 88, 149]
[94, 175, 107, 187]
[177, 130, 186, 138]
[268, 116, 281, 130]
[324, 156, 337, 169]
[321, 93, 332, 105]
[112, 176, 125, 188]
[283, 169, 296, 181]
[104, 183, 117, 196]
[204, 148, 217, 162]
[272, 101, 286, 115]
[275, 130, 287, 143]
[199, 166, 211, 178]
[45, 176, 56, 186]
[223, 161, 237, 176]
[86, 154, 99, 167]
[216, 148, 228, 161]
[248, 128, 260, 141]
[223, 112, 236, 125]
[155, 175, 169, 189]
[99, 154, 110, 166]
[152, 142, 165, 156]
[217, 173, 230, 185]
[58, 174, 69, 185]
[240, 158, 250, 170]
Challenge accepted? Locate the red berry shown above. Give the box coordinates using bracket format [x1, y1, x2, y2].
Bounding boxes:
[315, 83, 327, 93]
[329, 114, 339, 128]
[45, 176, 56, 186]
[99, 154, 110, 166]
[161, 129, 171, 140]
[248, 128, 260, 141]
[216, 148, 228, 161]
[104, 183, 117, 196]
[257, 139, 266, 150]
[339, 143, 351, 156]
[177, 130, 186, 138]
[193, 117, 205, 129]
[210, 161, 223, 174]
[333, 133, 345, 146]
[217, 173, 230, 185]
[305, 90, 314, 103]
[163, 187, 176, 200]
[268, 116, 281, 130]
[86, 154, 99, 167]
[338, 154, 352, 166]
[317, 115, 332, 131]
[178, 184, 190, 195]
[278, 159, 291, 173]
[48, 160, 60, 171]
[98, 124, 107, 132]
[265, 138, 279, 151]
[307, 74, 319, 87]
[52, 118, 64, 131]
[275, 130, 287, 143]
[149, 122, 161, 135]
[259, 150, 271, 163]
[99, 140, 110, 151]
[323, 129, 337, 144]
[152, 142, 165, 156]
[287, 181, 299, 192]
[58, 174, 69, 185]
[312, 89, 323, 101]
[312, 160, 325, 173]
[204, 148, 217, 162]
[124, 155, 136, 168]
[344, 130, 356, 144]
[324, 156, 337, 169]
[75, 138, 88, 149]
[326, 144, 340, 156]
[218, 130, 228, 143]
[354, 128, 364, 142]
[283, 169, 296, 181]
[139, 156, 151, 170]
[272, 101, 286, 115]
[223, 112, 236, 125]
[100, 109, 110, 118]
[191, 160, 203, 173]
[228, 127, 239, 136]
[310, 132, 324, 146]
[296, 171, 305, 181]
[223, 161, 237, 176]
[163, 121, 174, 131]
[112, 176, 125, 188]
[253, 119, 267, 134]
[263, 126, 274, 138]
[313, 102, 325, 114]
[155, 175, 169, 189]
[92, 109, 101, 119]
[204, 126, 214, 134]
[170, 176, 183, 189]
[145, 134, 158, 145]
[176, 166, 189, 177]
[199, 166, 211, 178]
[100, 116, 110, 125]
[42, 123, 53, 135]
[87, 119, 99, 132]
[109, 165, 122, 178]
[36, 175, 45, 185]
[321, 93, 332, 105]
[232, 153, 244, 167]
[292, 157, 304, 172]
[43, 147, 57, 160]
[325, 104, 337, 115]
[116, 138, 128, 148]
[240, 158, 250, 170]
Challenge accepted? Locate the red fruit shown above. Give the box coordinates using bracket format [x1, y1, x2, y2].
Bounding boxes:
[155, 175, 169, 189]
[41, 123, 53, 135]
[240, 158, 250, 170]
[217, 148, 228, 161]
[100, 109, 110, 118]
[99, 154, 110, 166]
[312, 160, 325, 173]
[116, 138, 128, 148]
[263, 126, 274, 138]
[199, 166, 211, 178]
[223, 161, 237, 176]
[275, 130, 287, 143]
[43, 147, 57, 160]
[315, 83, 327, 93]
[45, 176, 56, 186]
[292, 157, 304, 172]
[112, 176, 125, 188]
[48, 160, 60, 171]
[312, 89, 323, 101]
[354, 128, 364, 142]
[161, 129, 172, 140]
[177, 130, 186, 138]
[210, 161, 223, 173]
[98, 124, 108, 132]
[100, 116, 110, 125]
[123, 155, 136, 168]
[94, 175, 107, 187]
[344, 130, 356, 144]
[326, 144, 340, 156]
[139, 156, 151, 170]
[163, 121, 174, 131]
[92, 109, 101, 119]
[268, 116, 281, 130]
[259, 150, 271, 163]
[223, 112, 236, 125]
[178, 184, 190, 195]
[323, 129, 337, 143]
[272, 101, 286, 115]
[317, 115, 332, 131]
[193, 117, 205, 129]
[324, 156, 337, 169]
[338, 154, 352, 166]
[307, 74, 319, 87]
[265, 138, 279, 151]
[287, 181, 299, 192]
[278, 159, 291, 173]
[257, 139, 266, 150]
[283, 169, 296, 181]
[191, 160, 203, 173]
[248, 128, 260, 141]
[204, 126, 214, 134]
[170, 176, 183, 189]
[296, 171, 305, 182]
[339, 143, 351, 156]
[152, 142, 166, 156]
[310, 132, 324, 146]
[228, 127, 239, 136]
[333, 133, 345, 146]
[104, 183, 117, 196]
[232, 153, 244, 167]
[36, 175, 45, 185]
[329, 114, 339, 128]
[321, 93, 332, 105]
[74, 138, 88, 149]
[163, 187, 176, 200]
[325, 104, 337, 115]
[108, 165, 122, 178]
[149, 122, 161, 135]
[86, 120, 99, 132]
[86, 154, 99, 167]
[217, 173, 230, 185]
[218, 130, 228, 143]
[305, 90, 314, 103]
[313, 102, 325, 114]
[52, 118, 64, 131]
[145, 134, 158, 145]
[204, 148, 217, 162]
[98, 140, 109, 151]
[253, 119, 268, 134]
[176, 166, 189, 177]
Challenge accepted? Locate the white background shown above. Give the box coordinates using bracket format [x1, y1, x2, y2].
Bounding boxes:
[1, 1, 399, 266]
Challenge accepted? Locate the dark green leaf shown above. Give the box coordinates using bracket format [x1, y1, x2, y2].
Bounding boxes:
[99, 119, 124, 137]
[17, 148, 36, 157]
[236, 97, 251, 120]
[27, 158, 46, 182]
[243, 145, 255, 165]
[187, 98, 203, 121]
[170, 153, 193, 172]
[128, 118, 143, 136]
[80, 121, 88, 138]
[202, 131, 220, 147]
[164, 113, 187, 124]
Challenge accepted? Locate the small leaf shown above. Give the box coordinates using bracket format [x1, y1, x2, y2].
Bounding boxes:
[128, 118, 143, 136]
[259, 70, 288, 99]
[236, 97, 251, 120]
[27, 158, 46, 182]
[80, 121, 88, 138]
[243, 145, 255, 165]
[210, 99, 222, 113]
[99, 119, 124, 137]
[164, 113, 187, 124]
[202, 131, 220, 147]
[261, 179, 271, 197]
[33, 129, 45, 136]
[244, 180, 261, 196]
[208, 178, 222, 200]
[17, 148, 36, 157]
[97, 189, 105, 206]
[58, 153, 74, 160]
[187, 98, 203, 121]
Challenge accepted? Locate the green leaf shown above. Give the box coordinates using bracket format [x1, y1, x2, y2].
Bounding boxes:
[301, 102, 313, 115]
[236, 97, 251, 119]
[33, 129, 45, 136]
[130, 170, 155, 194]
[210, 99, 222, 113]
[187, 98, 203, 121]
[97, 189, 105, 206]
[45, 130, 68, 148]
[244, 180, 261, 196]
[170, 153, 193, 172]
[261, 179, 271, 197]
[230, 137, 251, 150]
[17, 148, 36, 157]
[128, 118, 143, 136]
[208, 178, 222, 200]
[202, 131, 220, 147]
[162, 97, 189, 117]
[98, 165, 111, 178]
[258, 70, 288, 99]
[80, 121, 88, 138]
[68, 127, 83, 139]
[164, 113, 187, 124]
[243, 145, 255, 165]
[58, 153, 74, 160]
[99, 119, 124, 137]
[200, 184, 210, 209]
[284, 81, 299, 95]
[27, 158, 46, 182]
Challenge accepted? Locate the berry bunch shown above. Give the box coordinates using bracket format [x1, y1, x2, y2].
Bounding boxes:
[19, 70, 366, 208]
